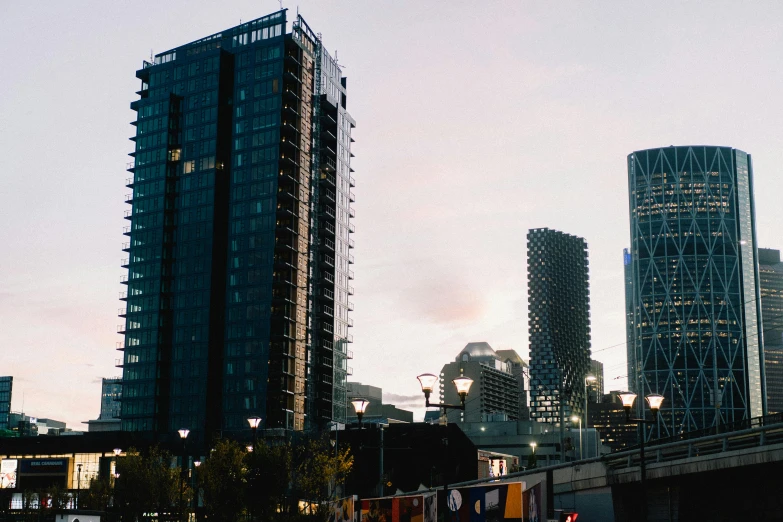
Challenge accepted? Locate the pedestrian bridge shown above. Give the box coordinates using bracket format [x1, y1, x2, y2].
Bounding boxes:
[447, 420, 783, 521]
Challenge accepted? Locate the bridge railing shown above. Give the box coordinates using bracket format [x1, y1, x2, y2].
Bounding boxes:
[605, 420, 783, 471]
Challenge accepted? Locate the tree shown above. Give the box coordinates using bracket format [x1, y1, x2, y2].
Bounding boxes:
[115, 446, 184, 522]
[291, 437, 353, 521]
[247, 439, 291, 522]
[80, 478, 112, 511]
[197, 439, 247, 522]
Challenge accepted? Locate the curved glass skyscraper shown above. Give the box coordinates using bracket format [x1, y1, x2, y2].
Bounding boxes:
[627, 146, 764, 438]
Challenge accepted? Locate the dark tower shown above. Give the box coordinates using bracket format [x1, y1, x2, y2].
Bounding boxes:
[759, 248, 783, 413]
[527, 228, 591, 427]
[119, 11, 356, 440]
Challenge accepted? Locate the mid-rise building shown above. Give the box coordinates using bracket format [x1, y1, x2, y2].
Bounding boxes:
[588, 359, 604, 403]
[119, 10, 356, 438]
[527, 229, 591, 426]
[587, 391, 638, 451]
[627, 146, 764, 437]
[759, 248, 783, 413]
[441, 343, 526, 423]
[495, 349, 530, 420]
[100, 378, 122, 420]
[345, 382, 413, 424]
[0, 377, 11, 431]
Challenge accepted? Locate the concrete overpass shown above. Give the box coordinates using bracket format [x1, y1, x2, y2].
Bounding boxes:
[443, 420, 783, 521]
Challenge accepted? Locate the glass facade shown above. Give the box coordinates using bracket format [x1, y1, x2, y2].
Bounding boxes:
[759, 248, 783, 413]
[120, 10, 355, 437]
[527, 228, 591, 427]
[627, 146, 764, 438]
[0, 377, 12, 431]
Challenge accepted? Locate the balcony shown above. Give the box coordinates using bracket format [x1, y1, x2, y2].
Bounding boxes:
[119, 291, 127, 300]
[124, 209, 132, 219]
[118, 307, 127, 317]
[348, 269, 354, 280]
[348, 285, 355, 295]
[120, 275, 128, 284]
[115, 358, 124, 368]
[125, 194, 133, 203]
[349, 191, 356, 202]
[348, 238, 355, 249]
[349, 207, 355, 218]
[127, 161, 135, 172]
[348, 254, 355, 264]
[347, 350, 354, 359]
[349, 175, 356, 187]
[126, 177, 135, 188]
[348, 223, 355, 234]
[117, 324, 126, 334]
[347, 301, 354, 311]
[121, 258, 129, 267]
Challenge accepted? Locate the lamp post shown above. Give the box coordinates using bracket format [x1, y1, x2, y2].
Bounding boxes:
[351, 398, 369, 428]
[570, 416, 582, 460]
[193, 461, 201, 516]
[76, 463, 82, 508]
[247, 416, 262, 452]
[178, 429, 190, 522]
[584, 375, 596, 428]
[528, 442, 537, 470]
[618, 392, 664, 522]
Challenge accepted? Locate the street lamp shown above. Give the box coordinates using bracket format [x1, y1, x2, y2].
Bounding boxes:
[528, 442, 537, 470]
[351, 398, 370, 427]
[247, 416, 262, 452]
[178, 429, 190, 522]
[571, 415, 582, 460]
[617, 391, 664, 522]
[76, 463, 82, 508]
[193, 461, 201, 515]
[417, 373, 474, 411]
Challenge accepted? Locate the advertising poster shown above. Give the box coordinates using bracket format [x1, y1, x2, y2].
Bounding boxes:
[361, 494, 436, 522]
[440, 482, 524, 522]
[0, 460, 17, 489]
[329, 496, 357, 522]
[522, 483, 542, 522]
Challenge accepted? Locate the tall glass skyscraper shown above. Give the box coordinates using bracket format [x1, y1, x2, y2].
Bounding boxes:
[626, 146, 764, 438]
[527, 228, 591, 426]
[119, 10, 356, 438]
[758, 248, 783, 413]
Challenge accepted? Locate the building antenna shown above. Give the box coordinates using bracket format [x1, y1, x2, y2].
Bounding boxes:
[150, 49, 154, 62]
[279, 0, 283, 10]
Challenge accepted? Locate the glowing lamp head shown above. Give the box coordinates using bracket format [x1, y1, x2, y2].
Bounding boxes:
[113, 448, 122, 456]
[417, 373, 439, 399]
[178, 428, 190, 440]
[586, 375, 596, 383]
[618, 391, 637, 409]
[247, 416, 262, 429]
[646, 394, 664, 414]
[571, 416, 580, 423]
[351, 398, 370, 425]
[194, 461, 201, 467]
[453, 376, 474, 402]
[529, 442, 537, 450]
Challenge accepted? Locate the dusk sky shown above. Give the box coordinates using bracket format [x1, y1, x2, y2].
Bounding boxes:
[2, 1, 783, 428]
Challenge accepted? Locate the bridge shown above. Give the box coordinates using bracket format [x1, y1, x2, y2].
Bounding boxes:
[443, 420, 783, 521]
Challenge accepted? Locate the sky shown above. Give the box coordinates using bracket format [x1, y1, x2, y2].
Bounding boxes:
[2, 1, 783, 429]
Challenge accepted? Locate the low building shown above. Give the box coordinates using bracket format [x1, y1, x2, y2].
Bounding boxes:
[346, 382, 413, 424]
[84, 377, 123, 432]
[588, 391, 638, 451]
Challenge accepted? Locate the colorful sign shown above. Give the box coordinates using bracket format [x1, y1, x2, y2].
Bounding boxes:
[329, 495, 357, 522]
[522, 483, 542, 522]
[361, 493, 436, 522]
[441, 482, 524, 522]
[0, 460, 17, 488]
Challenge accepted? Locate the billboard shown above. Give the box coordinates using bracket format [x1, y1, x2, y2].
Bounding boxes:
[522, 483, 542, 522]
[329, 495, 358, 522]
[360, 493, 437, 522]
[0, 459, 17, 489]
[441, 482, 524, 522]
